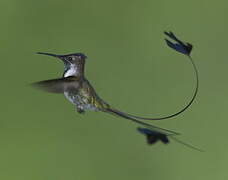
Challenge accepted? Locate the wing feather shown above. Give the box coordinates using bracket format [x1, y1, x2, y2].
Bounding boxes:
[31, 76, 80, 93]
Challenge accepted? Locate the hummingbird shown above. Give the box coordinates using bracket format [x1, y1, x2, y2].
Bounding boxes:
[32, 31, 198, 135]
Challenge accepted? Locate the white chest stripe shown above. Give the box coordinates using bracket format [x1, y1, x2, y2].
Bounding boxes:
[64, 65, 78, 77]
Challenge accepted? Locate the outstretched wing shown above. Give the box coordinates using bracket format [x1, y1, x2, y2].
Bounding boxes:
[31, 76, 80, 93]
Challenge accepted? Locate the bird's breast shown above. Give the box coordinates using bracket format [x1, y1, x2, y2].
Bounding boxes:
[64, 91, 99, 111]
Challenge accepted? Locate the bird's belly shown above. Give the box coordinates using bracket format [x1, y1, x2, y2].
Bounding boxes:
[64, 92, 98, 111]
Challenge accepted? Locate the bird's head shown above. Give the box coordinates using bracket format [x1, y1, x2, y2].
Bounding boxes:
[37, 52, 87, 77]
[37, 52, 87, 65]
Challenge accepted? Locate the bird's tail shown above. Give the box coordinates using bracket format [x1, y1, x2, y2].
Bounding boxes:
[169, 135, 204, 152]
[104, 107, 180, 135]
[105, 32, 198, 122]
[137, 127, 204, 152]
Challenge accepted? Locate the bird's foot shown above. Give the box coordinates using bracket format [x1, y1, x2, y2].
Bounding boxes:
[76, 107, 85, 114]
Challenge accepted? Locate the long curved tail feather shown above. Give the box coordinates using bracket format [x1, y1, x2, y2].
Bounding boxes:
[105, 108, 180, 135]
[107, 32, 198, 121]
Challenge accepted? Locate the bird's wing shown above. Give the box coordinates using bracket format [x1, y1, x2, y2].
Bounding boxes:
[31, 76, 80, 93]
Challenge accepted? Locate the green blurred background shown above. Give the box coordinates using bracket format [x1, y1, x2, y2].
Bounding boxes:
[0, 0, 227, 179]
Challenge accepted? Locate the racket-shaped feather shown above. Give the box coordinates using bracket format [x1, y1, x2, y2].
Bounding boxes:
[164, 31, 193, 56]
[137, 127, 169, 144]
[137, 127, 203, 151]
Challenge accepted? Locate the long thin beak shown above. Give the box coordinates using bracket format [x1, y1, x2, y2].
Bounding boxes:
[37, 52, 66, 63]
[37, 52, 59, 57]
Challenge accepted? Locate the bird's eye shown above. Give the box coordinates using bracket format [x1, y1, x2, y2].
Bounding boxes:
[68, 57, 73, 61]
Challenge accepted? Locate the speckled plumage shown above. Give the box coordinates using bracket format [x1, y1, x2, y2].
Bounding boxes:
[64, 79, 110, 113]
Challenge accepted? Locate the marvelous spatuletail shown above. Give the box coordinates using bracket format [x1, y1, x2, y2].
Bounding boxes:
[32, 31, 198, 135]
